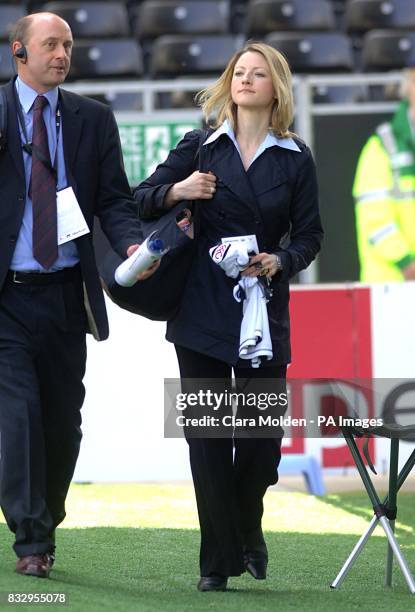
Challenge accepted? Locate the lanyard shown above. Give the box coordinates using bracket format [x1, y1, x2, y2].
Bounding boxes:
[14, 84, 61, 178]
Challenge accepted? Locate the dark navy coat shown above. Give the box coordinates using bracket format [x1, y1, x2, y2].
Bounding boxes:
[134, 128, 323, 365]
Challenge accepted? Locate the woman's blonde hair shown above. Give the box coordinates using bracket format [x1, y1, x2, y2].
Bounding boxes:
[196, 41, 295, 138]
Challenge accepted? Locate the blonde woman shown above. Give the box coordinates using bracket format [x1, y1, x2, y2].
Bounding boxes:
[135, 42, 323, 591]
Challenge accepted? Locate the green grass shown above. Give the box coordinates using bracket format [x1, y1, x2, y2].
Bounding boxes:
[0, 484, 415, 611]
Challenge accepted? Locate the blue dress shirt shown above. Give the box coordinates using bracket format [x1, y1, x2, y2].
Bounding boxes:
[11, 77, 79, 272]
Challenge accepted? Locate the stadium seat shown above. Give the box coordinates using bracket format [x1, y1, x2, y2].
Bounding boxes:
[312, 84, 368, 103]
[40, 2, 130, 38]
[156, 90, 197, 109]
[81, 91, 144, 111]
[0, 5, 25, 41]
[247, 0, 336, 36]
[279, 454, 326, 496]
[0, 42, 14, 81]
[367, 82, 401, 102]
[105, 92, 144, 111]
[135, 0, 230, 38]
[346, 0, 415, 33]
[69, 39, 143, 78]
[362, 29, 415, 70]
[265, 32, 354, 72]
[150, 34, 244, 77]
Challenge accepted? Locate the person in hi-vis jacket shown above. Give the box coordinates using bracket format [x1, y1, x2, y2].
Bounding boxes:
[353, 66, 415, 282]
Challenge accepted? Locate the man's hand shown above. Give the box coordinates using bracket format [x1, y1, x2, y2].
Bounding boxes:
[164, 171, 216, 207]
[126, 244, 161, 280]
[402, 260, 415, 281]
[241, 253, 280, 279]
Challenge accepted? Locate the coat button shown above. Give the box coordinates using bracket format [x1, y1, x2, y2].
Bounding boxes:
[9, 236, 16, 243]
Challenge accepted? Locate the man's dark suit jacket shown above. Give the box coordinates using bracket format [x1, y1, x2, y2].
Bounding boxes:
[0, 78, 139, 340]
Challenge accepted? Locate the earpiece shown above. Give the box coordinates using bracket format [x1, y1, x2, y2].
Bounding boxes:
[14, 44, 27, 64]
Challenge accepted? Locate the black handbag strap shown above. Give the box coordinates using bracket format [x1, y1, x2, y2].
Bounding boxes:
[189, 127, 213, 232]
[194, 126, 213, 170]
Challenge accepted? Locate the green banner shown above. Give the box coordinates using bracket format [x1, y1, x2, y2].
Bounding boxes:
[117, 120, 200, 185]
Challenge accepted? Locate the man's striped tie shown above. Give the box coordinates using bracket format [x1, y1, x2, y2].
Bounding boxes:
[30, 95, 58, 270]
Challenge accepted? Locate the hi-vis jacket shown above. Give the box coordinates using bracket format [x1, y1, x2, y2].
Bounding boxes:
[353, 101, 415, 282]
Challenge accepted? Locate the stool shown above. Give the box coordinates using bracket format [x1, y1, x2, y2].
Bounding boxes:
[331, 427, 415, 594]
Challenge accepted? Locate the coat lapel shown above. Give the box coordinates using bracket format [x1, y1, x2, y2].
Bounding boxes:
[204, 137, 288, 216]
[59, 88, 83, 189]
[203, 137, 259, 215]
[248, 146, 288, 196]
[5, 79, 25, 182]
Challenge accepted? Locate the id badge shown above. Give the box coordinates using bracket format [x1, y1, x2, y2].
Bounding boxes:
[56, 186, 90, 245]
[221, 234, 259, 254]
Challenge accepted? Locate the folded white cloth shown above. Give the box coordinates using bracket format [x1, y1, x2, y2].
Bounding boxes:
[234, 276, 273, 368]
[209, 242, 250, 278]
[209, 243, 273, 367]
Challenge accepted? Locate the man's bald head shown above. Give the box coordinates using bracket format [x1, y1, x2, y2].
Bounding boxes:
[10, 12, 73, 93]
[9, 12, 71, 47]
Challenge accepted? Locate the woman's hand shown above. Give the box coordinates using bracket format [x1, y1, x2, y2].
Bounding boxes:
[241, 253, 280, 279]
[165, 171, 216, 206]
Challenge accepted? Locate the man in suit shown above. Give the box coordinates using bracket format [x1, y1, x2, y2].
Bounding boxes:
[0, 12, 154, 578]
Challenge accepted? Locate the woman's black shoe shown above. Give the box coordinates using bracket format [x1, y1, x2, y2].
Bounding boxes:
[197, 575, 228, 591]
[244, 552, 267, 580]
[243, 527, 268, 580]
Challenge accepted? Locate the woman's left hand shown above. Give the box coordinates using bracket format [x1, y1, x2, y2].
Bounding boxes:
[241, 252, 279, 279]
[126, 244, 161, 280]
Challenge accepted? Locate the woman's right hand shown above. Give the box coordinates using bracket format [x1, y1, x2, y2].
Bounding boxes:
[166, 171, 217, 206]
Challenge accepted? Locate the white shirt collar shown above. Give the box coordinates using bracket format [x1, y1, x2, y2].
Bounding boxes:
[203, 119, 301, 153]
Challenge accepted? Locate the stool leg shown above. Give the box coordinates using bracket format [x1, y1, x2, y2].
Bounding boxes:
[330, 515, 379, 589]
[385, 438, 399, 587]
[385, 520, 395, 587]
[379, 516, 415, 594]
